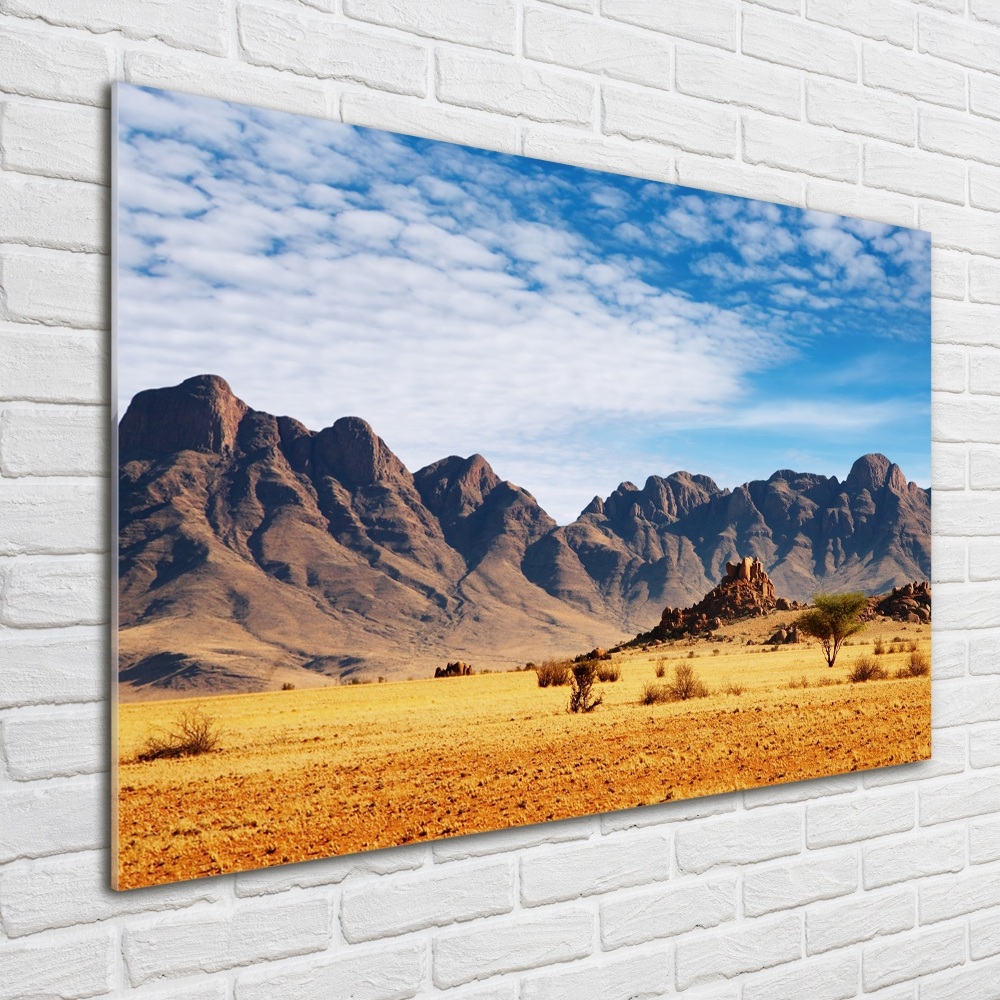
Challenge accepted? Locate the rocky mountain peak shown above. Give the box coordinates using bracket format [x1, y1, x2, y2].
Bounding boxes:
[845, 453, 905, 494]
[119, 373, 248, 457]
[313, 415, 408, 487]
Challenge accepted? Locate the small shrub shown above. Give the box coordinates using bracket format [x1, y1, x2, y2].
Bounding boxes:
[893, 635, 903, 643]
[787, 675, 810, 690]
[655, 660, 666, 679]
[568, 662, 603, 713]
[687, 650, 696, 659]
[849, 656, 887, 683]
[907, 640, 918, 653]
[668, 663, 709, 701]
[713, 648, 721, 656]
[535, 660, 570, 688]
[596, 663, 621, 682]
[137, 710, 222, 762]
[641, 682, 672, 705]
[722, 680, 745, 696]
[873, 639, 886, 655]
[896, 650, 930, 678]
[281, 682, 296, 691]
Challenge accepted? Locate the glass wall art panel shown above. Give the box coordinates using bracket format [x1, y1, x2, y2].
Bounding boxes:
[113, 84, 931, 889]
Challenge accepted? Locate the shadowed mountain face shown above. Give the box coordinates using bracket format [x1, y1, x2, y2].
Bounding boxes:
[118, 376, 930, 697]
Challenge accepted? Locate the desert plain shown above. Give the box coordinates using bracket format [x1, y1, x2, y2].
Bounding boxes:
[115, 613, 930, 889]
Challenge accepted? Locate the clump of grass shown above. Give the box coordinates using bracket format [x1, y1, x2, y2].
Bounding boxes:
[849, 656, 887, 683]
[787, 675, 810, 690]
[896, 650, 930, 678]
[568, 662, 602, 713]
[907, 640, 918, 653]
[641, 682, 672, 705]
[596, 663, 621, 682]
[722, 680, 745, 696]
[687, 650, 697, 659]
[873, 638, 886, 655]
[281, 682, 296, 690]
[712, 648, 721, 656]
[136, 710, 223, 762]
[669, 663, 709, 700]
[654, 659, 667, 678]
[535, 660, 570, 688]
[817, 675, 841, 687]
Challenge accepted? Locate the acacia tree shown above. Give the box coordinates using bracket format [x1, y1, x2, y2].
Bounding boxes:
[797, 592, 868, 668]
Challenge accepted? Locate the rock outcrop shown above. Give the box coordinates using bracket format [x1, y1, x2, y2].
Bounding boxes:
[872, 581, 932, 623]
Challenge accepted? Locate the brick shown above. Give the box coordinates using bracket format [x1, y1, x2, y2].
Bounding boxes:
[600, 875, 737, 949]
[934, 537, 966, 583]
[920, 12, 1000, 76]
[0, 928, 114, 999]
[124, 50, 329, 119]
[934, 678, 1000, 726]
[675, 914, 801, 990]
[807, 79, 914, 145]
[2, 702, 104, 778]
[603, 87, 736, 155]
[0, 324, 105, 402]
[807, 790, 914, 847]
[863, 143, 964, 204]
[344, 0, 516, 54]
[239, 5, 427, 97]
[437, 49, 592, 124]
[970, 632, 1000, 673]
[920, 961, 1000, 1000]
[431, 814, 592, 861]
[972, 724, 1000, 765]
[806, 886, 914, 955]
[920, 869, 1000, 924]
[744, 774, 857, 809]
[934, 301, 1000, 347]
[935, 347, 967, 394]
[525, 7, 671, 90]
[935, 584, 1000, 629]
[936, 395, 1000, 443]
[341, 860, 514, 942]
[0, 249, 107, 329]
[863, 828, 966, 889]
[0, 555, 106, 627]
[972, 0, 1000, 25]
[520, 834, 670, 906]
[0, 849, 220, 938]
[743, 8, 857, 81]
[932, 444, 967, 492]
[744, 117, 858, 182]
[342, 91, 516, 154]
[921, 203, 1000, 257]
[676, 46, 800, 119]
[971, 909, 1000, 958]
[743, 850, 857, 917]
[235, 845, 424, 896]
[124, 983, 227, 1000]
[921, 773, 1000, 825]
[972, 72, 1000, 121]
[676, 155, 802, 206]
[932, 251, 966, 301]
[3, 0, 226, 55]
[124, 898, 332, 986]
[522, 125, 672, 183]
[0, 628, 104, 707]
[971, 258, 1000, 304]
[921, 107, 1000, 167]
[520, 948, 670, 1000]
[972, 448, 1000, 488]
[934, 492, 1000, 535]
[0, 404, 107, 476]
[742, 951, 859, 1000]
[234, 942, 424, 1000]
[863, 44, 966, 110]
[0, 100, 105, 184]
[0, 775, 101, 863]
[805, 181, 914, 228]
[0, 24, 111, 106]
[747, 0, 801, 11]
[913, 0, 965, 11]
[863, 924, 966, 991]
[432, 909, 592, 988]
[807, 0, 914, 47]
[599, 794, 738, 834]
[601, 0, 737, 50]
[972, 351, 1000, 396]
[970, 164, 1000, 213]
[676, 809, 800, 873]
[0, 479, 103, 556]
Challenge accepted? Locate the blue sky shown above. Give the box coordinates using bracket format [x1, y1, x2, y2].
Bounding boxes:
[115, 84, 930, 525]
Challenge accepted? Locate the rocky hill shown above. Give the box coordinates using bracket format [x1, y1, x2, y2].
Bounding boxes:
[117, 375, 931, 697]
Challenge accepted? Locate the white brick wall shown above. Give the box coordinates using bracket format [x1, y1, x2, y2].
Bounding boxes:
[0, 2, 998, 998]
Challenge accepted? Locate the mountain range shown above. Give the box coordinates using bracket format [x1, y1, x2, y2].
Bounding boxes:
[117, 375, 930, 697]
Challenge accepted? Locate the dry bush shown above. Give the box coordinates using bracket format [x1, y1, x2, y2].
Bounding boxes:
[687, 650, 696, 659]
[655, 660, 666, 678]
[568, 662, 603, 713]
[668, 663, 709, 701]
[137, 710, 223, 762]
[896, 650, 930, 678]
[849, 656, 887, 683]
[596, 663, 621, 682]
[787, 675, 810, 690]
[817, 676, 841, 686]
[722, 680, 745, 696]
[907, 641, 918, 653]
[281, 682, 295, 691]
[873, 638, 886, 655]
[535, 660, 571, 688]
[641, 682, 673, 705]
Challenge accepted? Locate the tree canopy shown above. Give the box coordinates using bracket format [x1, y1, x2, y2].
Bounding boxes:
[797, 592, 869, 668]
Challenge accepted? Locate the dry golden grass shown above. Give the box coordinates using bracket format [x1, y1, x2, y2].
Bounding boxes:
[115, 625, 931, 889]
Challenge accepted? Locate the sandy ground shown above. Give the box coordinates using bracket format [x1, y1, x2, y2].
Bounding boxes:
[115, 618, 931, 889]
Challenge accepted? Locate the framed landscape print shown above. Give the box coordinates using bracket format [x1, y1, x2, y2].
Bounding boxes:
[113, 83, 931, 889]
